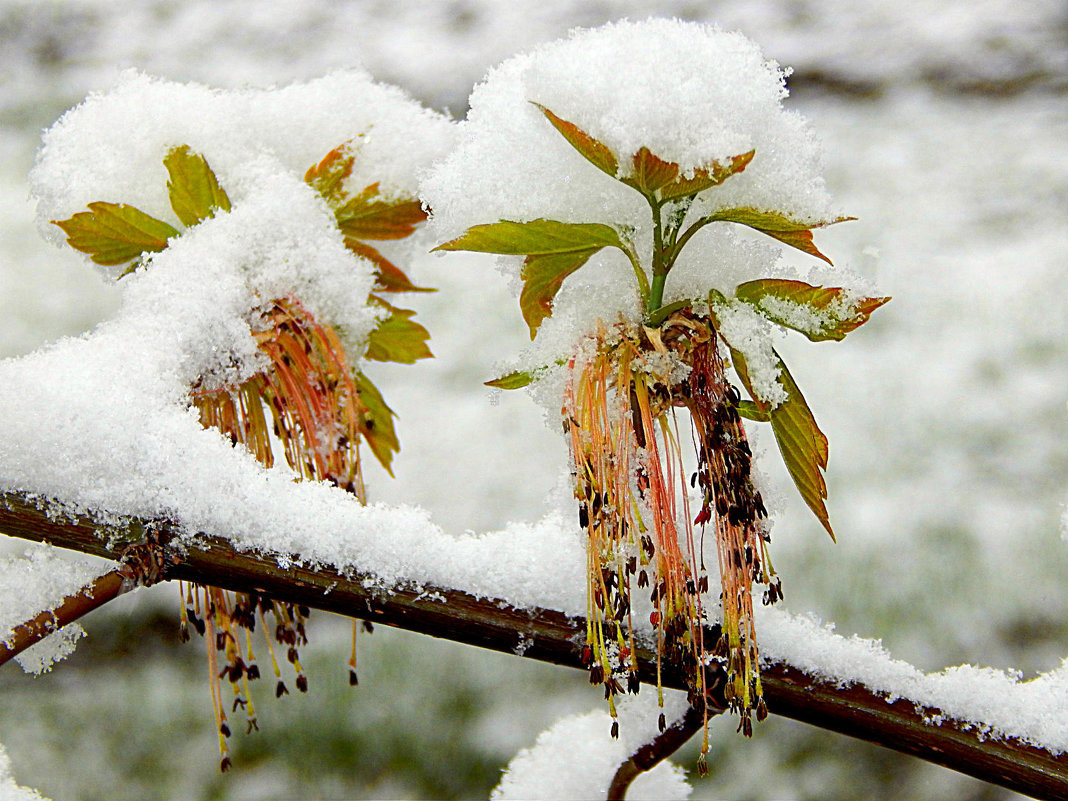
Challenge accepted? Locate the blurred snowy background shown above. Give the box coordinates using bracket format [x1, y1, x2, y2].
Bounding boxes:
[0, 1, 1065, 799]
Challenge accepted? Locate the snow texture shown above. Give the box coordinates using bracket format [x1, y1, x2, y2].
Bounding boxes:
[492, 691, 692, 801]
[760, 606, 1068, 755]
[0, 543, 111, 674]
[0, 744, 47, 801]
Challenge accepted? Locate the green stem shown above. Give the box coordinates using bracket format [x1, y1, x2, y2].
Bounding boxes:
[647, 196, 668, 314]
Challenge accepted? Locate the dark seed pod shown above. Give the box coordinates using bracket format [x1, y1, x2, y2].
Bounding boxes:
[287, 647, 299, 664]
[637, 570, 649, 588]
[589, 665, 605, 685]
[178, 623, 191, 643]
[296, 674, 308, 693]
[658, 713, 666, 733]
[757, 699, 769, 722]
[215, 632, 227, 651]
[349, 669, 359, 686]
[219, 722, 231, 738]
[362, 621, 374, 634]
[628, 673, 640, 694]
[220, 756, 232, 773]
[276, 681, 289, 698]
[247, 663, 261, 681]
[610, 720, 619, 739]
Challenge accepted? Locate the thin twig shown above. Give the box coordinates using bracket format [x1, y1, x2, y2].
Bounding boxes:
[0, 569, 130, 667]
[607, 703, 710, 801]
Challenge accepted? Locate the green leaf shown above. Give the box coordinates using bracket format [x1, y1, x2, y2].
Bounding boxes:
[336, 183, 427, 240]
[436, 219, 622, 337]
[485, 370, 534, 390]
[735, 279, 891, 342]
[304, 143, 356, 206]
[365, 302, 432, 364]
[707, 208, 854, 265]
[345, 239, 435, 293]
[736, 400, 770, 422]
[730, 346, 833, 540]
[645, 298, 693, 328]
[434, 219, 622, 256]
[52, 202, 180, 266]
[659, 150, 755, 202]
[355, 370, 399, 475]
[164, 145, 231, 227]
[532, 103, 619, 177]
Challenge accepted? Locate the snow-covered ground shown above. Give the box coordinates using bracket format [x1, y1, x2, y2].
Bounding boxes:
[0, 2, 1064, 799]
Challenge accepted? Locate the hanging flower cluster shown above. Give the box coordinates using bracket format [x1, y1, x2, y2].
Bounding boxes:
[53, 141, 433, 769]
[435, 99, 889, 765]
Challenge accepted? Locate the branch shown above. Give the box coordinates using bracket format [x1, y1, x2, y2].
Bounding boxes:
[1, 489, 1066, 800]
[607, 704, 708, 801]
[0, 568, 130, 667]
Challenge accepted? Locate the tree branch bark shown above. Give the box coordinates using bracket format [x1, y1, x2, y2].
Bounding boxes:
[1, 489, 1066, 800]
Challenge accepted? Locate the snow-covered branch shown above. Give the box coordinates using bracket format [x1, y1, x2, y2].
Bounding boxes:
[2, 488, 1065, 800]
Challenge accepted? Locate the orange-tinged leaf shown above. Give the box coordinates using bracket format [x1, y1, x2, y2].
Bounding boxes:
[708, 208, 854, 265]
[532, 103, 619, 177]
[304, 143, 356, 206]
[164, 145, 231, 227]
[52, 202, 180, 266]
[365, 303, 432, 364]
[336, 183, 427, 240]
[622, 147, 679, 195]
[355, 370, 399, 476]
[659, 150, 755, 202]
[345, 238, 435, 293]
[735, 279, 891, 341]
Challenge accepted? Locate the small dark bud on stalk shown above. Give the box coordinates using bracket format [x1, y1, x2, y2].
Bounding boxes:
[276, 681, 289, 698]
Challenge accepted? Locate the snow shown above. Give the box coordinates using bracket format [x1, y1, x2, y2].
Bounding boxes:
[760, 607, 1068, 754]
[0, 743, 47, 801]
[492, 690, 693, 801]
[31, 70, 456, 245]
[0, 543, 111, 673]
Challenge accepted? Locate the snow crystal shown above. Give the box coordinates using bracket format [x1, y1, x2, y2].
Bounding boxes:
[491, 691, 692, 800]
[0, 743, 47, 801]
[0, 543, 112, 674]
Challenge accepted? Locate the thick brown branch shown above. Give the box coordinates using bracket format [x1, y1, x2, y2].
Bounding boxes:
[0, 569, 130, 667]
[1, 489, 1066, 800]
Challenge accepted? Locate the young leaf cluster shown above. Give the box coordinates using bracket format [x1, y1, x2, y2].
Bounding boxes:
[435, 104, 890, 539]
[52, 143, 434, 474]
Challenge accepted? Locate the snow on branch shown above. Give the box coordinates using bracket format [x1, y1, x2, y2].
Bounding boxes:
[1, 489, 1066, 800]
